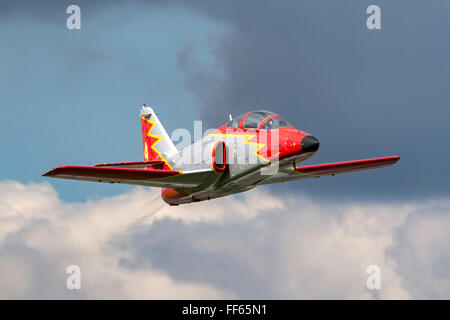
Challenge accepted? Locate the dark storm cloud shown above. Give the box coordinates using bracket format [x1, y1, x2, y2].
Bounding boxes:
[173, 0, 450, 199]
[0, 0, 171, 20]
[0, 0, 83, 19]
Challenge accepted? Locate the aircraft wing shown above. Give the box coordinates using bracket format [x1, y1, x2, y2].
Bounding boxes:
[42, 165, 213, 188]
[295, 156, 400, 177]
[262, 156, 400, 184]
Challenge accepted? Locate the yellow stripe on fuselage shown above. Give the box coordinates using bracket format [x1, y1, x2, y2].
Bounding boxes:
[208, 133, 270, 162]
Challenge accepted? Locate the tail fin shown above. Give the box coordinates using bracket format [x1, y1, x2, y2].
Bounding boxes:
[140, 104, 178, 170]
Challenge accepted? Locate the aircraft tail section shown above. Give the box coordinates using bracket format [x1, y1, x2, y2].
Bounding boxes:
[139, 104, 178, 169]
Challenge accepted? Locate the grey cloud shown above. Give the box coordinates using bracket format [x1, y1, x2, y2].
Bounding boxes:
[0, 0, 176, 20]
[173, 0, 450, 200]
[108, 189, 448, 299]
[112, 218, 281, 298]
[2, 180, 450, 299]
[0, 0, 103, 20]
[387, 201, 450, 299]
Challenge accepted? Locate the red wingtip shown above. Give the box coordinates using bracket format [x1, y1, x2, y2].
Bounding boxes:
[42, 170, 53, 177]
[42, 165, 67, 177]
[391, 156, 401, 163]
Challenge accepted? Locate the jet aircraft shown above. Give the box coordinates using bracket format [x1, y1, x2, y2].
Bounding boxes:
[43, 105, 400, 205]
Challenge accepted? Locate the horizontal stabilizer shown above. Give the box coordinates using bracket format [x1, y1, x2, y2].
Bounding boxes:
[94, 160, 164, 169]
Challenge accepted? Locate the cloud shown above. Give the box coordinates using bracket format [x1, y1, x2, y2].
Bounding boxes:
[173, 1, 450, 199]
[113, 192, 412, 299]
[387, 201, 450, 299]
[0, 180, 449, 299]
[0, 0, 108, 20]
[0, 180, 229, 299]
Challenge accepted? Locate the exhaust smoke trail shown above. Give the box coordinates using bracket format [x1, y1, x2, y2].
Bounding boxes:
[100, 194, 167, 252]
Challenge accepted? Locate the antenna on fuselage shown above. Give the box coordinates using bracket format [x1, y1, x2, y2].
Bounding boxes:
[229, 114, 233, 121]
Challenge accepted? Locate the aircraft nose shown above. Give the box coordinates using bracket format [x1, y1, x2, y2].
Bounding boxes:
[301, 135, 320, 152]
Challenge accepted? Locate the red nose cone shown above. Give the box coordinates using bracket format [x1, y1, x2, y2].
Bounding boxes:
[278, 132, 319, 160]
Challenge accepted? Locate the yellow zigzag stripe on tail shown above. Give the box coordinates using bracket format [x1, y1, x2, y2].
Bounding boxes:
[140, 116, 173, 170]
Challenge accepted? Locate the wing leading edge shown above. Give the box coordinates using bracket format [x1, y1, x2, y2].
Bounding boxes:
[295, 156, 400, 177]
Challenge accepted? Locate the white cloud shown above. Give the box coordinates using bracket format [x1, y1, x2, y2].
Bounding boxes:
[0, 180, 449, 299]
[0, 181, 229, 299]
[386, 200, 450, 299]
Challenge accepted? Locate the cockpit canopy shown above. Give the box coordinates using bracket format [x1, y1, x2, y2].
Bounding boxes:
[225, 110, 293, 130]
